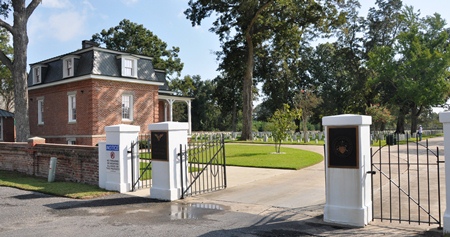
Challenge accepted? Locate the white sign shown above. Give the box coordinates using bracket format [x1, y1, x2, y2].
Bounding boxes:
[106, 144, 119, 172]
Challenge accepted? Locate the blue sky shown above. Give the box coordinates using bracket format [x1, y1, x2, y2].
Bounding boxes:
[26, 0, 450, 81]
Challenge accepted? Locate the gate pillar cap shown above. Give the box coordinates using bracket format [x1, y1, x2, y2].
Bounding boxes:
[439, 111, 450, 123]
[105, 124, 140, 132]
[148, 122, 189, 131]
[322, 114, 372, 126]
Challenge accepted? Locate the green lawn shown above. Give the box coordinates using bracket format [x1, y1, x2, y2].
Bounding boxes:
[0, 170, 114, 199]
[225, 144, 322, 170]
[0, 143, 323, 198]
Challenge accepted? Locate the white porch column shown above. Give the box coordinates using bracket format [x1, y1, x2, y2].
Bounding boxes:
[322, 114, 372, 227]
[439, 112, 450, 234]
[167, 99, 175, 121]
[98, 124, 140, 193]
[186, 100, 192, 135]
[149, 122, 189, 201]
[164, 102, 168, 122]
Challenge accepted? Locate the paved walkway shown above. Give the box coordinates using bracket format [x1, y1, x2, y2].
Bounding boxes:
[126, 141, 444, 236]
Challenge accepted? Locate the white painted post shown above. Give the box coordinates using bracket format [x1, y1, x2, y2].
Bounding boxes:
[98, 124, 140, 193]
[149, 122, 189, 201]
[439, 112, 450, 234]
[322, 114, 372, 227]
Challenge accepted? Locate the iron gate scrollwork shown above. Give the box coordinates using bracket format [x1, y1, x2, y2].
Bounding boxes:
[130, 134, 152, 191]
[180, 134, 227, 199]
[370, 134, 444, 228]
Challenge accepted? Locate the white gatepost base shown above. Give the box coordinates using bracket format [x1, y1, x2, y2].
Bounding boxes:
[148, 122, 189, 201]
[324, 205, 370, 227]
[98, 124, 140, 193]
[322, 114, 372, 227]
[149, 187, 181, 201]
[439, 112, 450, 234]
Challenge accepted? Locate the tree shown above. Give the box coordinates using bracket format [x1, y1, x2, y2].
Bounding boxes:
[0, 0, 41, 141]
[268, 103, 300, 153]
[91, 19, 184, 77]
[368, 8, 450, 134]
[185, 0, 345, 140]
[215, 41, 245, 131]
[170, 75, 220, 131]
[0, 29, 13, 111]
[294, 88, 322, 143]
[169, 75, 196, 122]
[366, 104, 394, 133]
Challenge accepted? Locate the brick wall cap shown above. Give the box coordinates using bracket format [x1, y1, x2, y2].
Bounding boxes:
[28, 137, 46, 147]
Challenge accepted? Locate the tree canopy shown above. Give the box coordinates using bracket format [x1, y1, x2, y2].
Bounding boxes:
[367, 7, 450, 133]
[91, 19, 184, 78]
[185, 0, 346, 140]
[0, 0, 41, 141]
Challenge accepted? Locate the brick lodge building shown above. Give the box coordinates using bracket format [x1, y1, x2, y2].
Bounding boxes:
[28, 41, 191, 146]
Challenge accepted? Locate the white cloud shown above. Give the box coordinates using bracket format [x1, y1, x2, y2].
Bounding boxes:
[121, 0, 139, 6]
[29, 1, 93, 42]
[41, 0, 73, 9]
[46, 11, 86, 41]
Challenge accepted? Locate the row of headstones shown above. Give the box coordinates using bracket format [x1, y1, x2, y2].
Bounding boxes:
[191, 131, 325, 143]
[191, 129, 444, 144]
[370, 129, 443, 142]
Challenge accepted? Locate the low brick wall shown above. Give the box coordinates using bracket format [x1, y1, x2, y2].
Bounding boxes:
[0, 137, 99, 186]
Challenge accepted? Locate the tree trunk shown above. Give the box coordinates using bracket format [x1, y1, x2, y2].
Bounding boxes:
[12, 2, 30, 142]
[240, 31, 254, 141]
[410, 105, 422, 134]
[395, 106, 408, 134]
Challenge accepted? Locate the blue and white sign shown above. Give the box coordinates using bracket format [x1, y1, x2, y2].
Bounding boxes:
[106, 144, 119, 172]
[106, 144, 119, 151]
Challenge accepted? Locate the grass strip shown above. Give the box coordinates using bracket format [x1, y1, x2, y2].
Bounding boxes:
[0, 170, 115, 199]
[225, 144, 323, 170]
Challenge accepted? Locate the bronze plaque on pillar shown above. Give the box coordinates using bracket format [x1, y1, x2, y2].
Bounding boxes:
[327, 126, 358, 168]
[151, 131, 168, 161]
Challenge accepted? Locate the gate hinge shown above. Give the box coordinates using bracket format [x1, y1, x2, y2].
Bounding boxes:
[366, 171, 376, 175]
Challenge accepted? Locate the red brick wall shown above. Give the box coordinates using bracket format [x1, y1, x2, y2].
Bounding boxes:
[0, 141, 99, 185]
[29, 78, 160, 146]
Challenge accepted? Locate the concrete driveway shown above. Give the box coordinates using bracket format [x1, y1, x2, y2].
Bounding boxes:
[0, 143, 443, 236]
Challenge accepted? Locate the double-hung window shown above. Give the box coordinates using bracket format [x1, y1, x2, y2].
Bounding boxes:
[117, 55, 138, 78]
[62, 55, 79, 78]
[37, 98, 44, 124]
[122, 94, 133, 121]
[33, 66, 42, 84]
[68, 92, 76, 123]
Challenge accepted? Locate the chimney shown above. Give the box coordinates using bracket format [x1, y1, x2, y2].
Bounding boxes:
[82, 40, 99, 49]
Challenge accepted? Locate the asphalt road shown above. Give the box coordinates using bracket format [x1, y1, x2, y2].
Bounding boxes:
[0, 142, 444, 236]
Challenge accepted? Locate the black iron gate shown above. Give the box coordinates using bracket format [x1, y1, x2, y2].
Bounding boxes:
[370, 134, 444, 228]
[180, 134, 227, 198]
[130, 134, 152, 191]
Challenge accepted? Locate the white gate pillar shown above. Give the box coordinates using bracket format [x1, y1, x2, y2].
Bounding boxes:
[439, 112, 450, 234]
[149, 122, 189, 201]
[98, 124, 140, 193]
[322, 114, 372, 227]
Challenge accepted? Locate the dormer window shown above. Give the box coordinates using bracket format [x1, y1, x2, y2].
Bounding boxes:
[32, 65, 46, 85]
[33, 67, 41, 84]
[117, 55, 138, 78]
[62, 55, 79, 78]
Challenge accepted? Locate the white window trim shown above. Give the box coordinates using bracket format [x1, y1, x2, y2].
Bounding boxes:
[117, 55, 138, 78]
[32, 66, 42, 84]
[122, 94, 134, 121]
[62, 55, 79, 78]
[68, 91, 76, 123]
[37, 98, 44, 125]
[67, 138, 76, 145]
